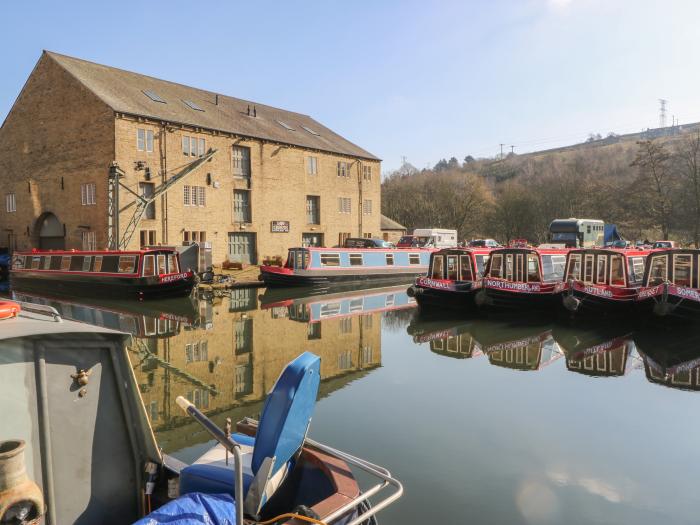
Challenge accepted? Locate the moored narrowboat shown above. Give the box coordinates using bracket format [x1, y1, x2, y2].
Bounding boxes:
[561, 248, 650, 316]
[259, 246, 432, 287]
[475, 247, 568, 310]
[10, 248, 195, 299]
[636, 248, 700, 321]
[407, 247, 491, 311]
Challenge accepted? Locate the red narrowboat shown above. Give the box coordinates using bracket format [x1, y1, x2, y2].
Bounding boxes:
[10, 248, 195, 300]
[561, 248, 650, 316]
[475, 247, 568, 310]
[407, 247, 492, 311]
[636, 248, 700, 321]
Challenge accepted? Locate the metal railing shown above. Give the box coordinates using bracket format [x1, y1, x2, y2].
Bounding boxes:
[14, 300, 63, 322]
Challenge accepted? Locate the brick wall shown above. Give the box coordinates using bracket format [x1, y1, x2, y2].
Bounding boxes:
[0, 53, 114, 251]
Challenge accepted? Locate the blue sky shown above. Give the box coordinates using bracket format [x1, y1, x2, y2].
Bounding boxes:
[1, 0, 699, 172]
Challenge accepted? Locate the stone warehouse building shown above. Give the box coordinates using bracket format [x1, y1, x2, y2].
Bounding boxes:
[0, 51, 381, 264]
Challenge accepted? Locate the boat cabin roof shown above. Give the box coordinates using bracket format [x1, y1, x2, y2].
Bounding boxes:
[645, 248, 700, 257]
[489, 247, 569, 256]
[431, 247, 491, 257]
[567, 247, 651, 258]
[288, 246, 432, 252]
[0, 301, 128, 341]
[15, 247, 179, 256]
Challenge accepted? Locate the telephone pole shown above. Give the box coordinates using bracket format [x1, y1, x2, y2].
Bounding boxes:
[499, 143, 505, 159]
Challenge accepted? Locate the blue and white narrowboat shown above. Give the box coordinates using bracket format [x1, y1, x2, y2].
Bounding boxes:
[259, 247, 432, 287]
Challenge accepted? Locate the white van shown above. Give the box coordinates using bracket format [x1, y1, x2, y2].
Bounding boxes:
[410, 228, 458, 248]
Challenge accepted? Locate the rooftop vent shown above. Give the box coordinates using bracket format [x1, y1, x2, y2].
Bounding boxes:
[183, 99, 204, 112]
[142, 90, 166, 103]
[301, 125, 320, 136]
[276, 120, 295, 131]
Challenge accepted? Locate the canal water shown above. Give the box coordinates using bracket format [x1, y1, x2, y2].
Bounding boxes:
[7, 282, 700, 524]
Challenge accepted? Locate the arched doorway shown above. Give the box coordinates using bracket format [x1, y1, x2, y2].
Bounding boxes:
[35, 212, 65, 250]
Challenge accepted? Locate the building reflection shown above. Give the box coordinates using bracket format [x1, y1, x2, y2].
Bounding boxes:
[128, 286, 399, 452]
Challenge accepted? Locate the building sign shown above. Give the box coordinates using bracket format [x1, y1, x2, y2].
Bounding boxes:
[271, 221, 290, 233]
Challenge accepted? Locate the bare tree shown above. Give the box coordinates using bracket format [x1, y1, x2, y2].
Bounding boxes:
[630, 140, 675, 239]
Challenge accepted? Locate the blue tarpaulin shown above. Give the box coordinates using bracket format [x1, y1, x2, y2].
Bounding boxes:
[133, 493, 236, 525]
[604, 224, 622, 244]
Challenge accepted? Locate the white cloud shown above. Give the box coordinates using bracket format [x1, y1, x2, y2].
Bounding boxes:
[548, 0, 573, 8]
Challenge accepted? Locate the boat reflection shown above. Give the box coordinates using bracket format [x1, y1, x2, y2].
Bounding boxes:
[635, 328, 700, 391]
[407, 318, 482, 359]
[553, 324, 637, 377]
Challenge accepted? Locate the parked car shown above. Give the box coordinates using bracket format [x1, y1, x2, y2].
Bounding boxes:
[652, 240, 676, 249]
[468, 239, 501, 248]
[397, 235, 418, 248]
[343, 238, 395, 249]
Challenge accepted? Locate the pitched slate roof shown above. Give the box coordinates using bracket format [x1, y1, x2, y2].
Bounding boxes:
[45, 51, 379, 161]
[380, 214, 406, 231]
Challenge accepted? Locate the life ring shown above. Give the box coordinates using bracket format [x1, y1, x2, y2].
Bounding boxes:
[0, 301, 21, 320]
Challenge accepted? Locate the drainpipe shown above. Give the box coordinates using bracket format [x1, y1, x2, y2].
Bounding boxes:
[358, 160, 363, 237]
[160, 124, 168, 244]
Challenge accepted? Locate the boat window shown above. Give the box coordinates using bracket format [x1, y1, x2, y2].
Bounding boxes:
[596, 256, 607, 284]
[42, 256, 51, 270]
[82, 256, 92, 272]
[515, 254, 524, 282]
[648, 255, 667, 285]
[60, 256, 71, 271]
[627, 257, 645, 285]
[143, 255, 155, 276]
[505, 254, 513, 281]
[386, 294, 395, 306]
[584, 254, 594, 284]
[490, 254, 502, 278]
[295, 250, 309, 269]
[320, 253, 340, 266]
[566, 254, 582, 280]
[543, 255, 567, 281]
[69, 256, 84, 272]
[157, 254, 166, 274]
[673, 254, 693, 287]
[409, 253, 421, 265]
[285, 250, 295, 268]
[431, 255, 444, 279]
[527, 254, 540, 282]
[460, 255, 473, 281]
[50, 255, 62, 270]
[476, 255, 489, 276]
[31, 256, 41, 270]
[93, 256, 103, 272]
[610, 255, 625, 286]
[118, 255, 137, 273]
[447, 255, 459, 280]
[386, 253, 394, 266]
[349, 253, 364, 266]
[11, 256, 25, 270]
[168, 254, 179, 273]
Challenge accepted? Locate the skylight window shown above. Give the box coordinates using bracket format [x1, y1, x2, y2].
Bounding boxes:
[183, 99, 204, 112]
[143, 90, 166, 103]
[276, 120, 295, 131]
[301, 125, 320, 136]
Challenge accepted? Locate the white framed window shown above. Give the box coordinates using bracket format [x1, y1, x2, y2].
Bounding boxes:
[363, 165, 372, 181]
[81, 231, 96, 251]
[307, 156, 318, 175]
[338, 197, 351, 214]
[232, 146, 251, 177]
[137, 129, 154, 152]
[184, 185, 205, 206]
[363, 199, 372, 215]
[81, 183, 96, 206]
[182, 136, 205, 157]
[409, 253, 421, 265]
[182, 136, 190, 156]
[386, 253, 394, 265]
[349, 253, 363, 266]
[5, 193, 16, 213]
[337, 161, 349, 177]
[320, 253, 341, 266]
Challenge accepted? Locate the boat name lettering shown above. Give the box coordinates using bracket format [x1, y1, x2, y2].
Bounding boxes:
[417, 277, 452, 290]
[486, 336, 541, 353]
[638, 286, 662, 299]
[674, 286, 700, 302]
[583, 285, 613, 298]
[485, 279, 540, 292]
[160, 272, 189, 283]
